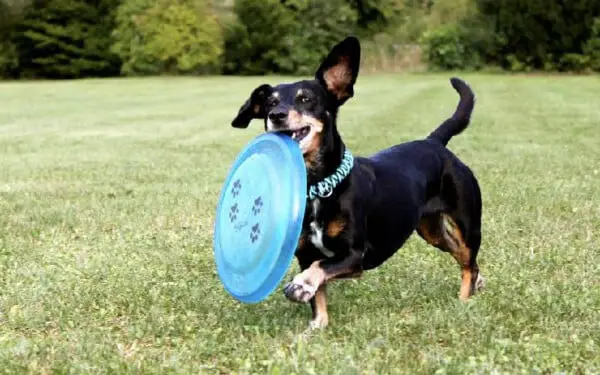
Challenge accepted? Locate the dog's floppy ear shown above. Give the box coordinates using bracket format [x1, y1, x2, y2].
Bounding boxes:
[231, 84, 273, 128]
[315, 36, 360, 105]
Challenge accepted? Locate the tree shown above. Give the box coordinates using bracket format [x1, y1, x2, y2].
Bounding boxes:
[282, 0, 358, 75]
[347, 0, 407, 36]
[12, 0, 121, 78]
[223, 0, 358, 75]
[476, 0, 600, 71]
[111, 0, 223, 75]
[222, 0, 294, 75]
[0, 0, 31, 78]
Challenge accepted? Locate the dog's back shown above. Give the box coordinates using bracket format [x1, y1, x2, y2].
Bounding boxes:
[357, 78, 478, 269]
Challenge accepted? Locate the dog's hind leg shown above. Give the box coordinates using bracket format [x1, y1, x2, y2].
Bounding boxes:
[418, 213, 484, 300]
[440, 214, 484, 300]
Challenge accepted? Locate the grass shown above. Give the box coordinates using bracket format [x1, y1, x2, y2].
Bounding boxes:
[0, 74, 599, 374]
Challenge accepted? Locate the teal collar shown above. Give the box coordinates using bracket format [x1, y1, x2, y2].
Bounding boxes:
[308, 149, 354, 200]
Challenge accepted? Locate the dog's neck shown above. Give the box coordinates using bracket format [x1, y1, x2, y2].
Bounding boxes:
[306, 126, 345, 187]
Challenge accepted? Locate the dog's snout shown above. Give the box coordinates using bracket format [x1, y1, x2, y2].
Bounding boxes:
[268, 108, 288, 124]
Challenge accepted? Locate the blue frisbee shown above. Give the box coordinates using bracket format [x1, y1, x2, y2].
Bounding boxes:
[213, 132, 307, 303]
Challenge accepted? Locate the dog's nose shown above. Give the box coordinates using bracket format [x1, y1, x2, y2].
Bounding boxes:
[268, 109, 288, 124]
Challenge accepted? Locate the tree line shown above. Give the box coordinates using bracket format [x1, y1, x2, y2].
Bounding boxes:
[0, 0, 599, 79]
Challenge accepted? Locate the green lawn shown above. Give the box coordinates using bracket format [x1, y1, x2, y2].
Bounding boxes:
[1, 74, 599, 374]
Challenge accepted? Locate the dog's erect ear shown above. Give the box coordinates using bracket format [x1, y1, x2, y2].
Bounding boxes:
[315, 36, 360, 105]
[231, 84, 273, 128]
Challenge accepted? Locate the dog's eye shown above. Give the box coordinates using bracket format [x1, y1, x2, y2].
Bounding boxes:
[266, 97, 279, 107]
[298, 95, 311, 104]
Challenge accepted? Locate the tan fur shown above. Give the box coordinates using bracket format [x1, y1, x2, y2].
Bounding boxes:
[297, 234, 306, 250]
[284, 111, 324, 168]
[417, 213, 479, 301]
[310, 285, 329, 329]
[304, 133, 322, 170]
[459, 268, 474, 301]
[323, 56, 353, 100]
[300, 261, 327, 287]
[326, 217, 346, 238]
[289, 109, 302, 125]
[417, 215, 443, 246]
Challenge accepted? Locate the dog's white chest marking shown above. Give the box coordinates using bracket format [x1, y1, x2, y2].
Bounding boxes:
[309, 199, 334, 258]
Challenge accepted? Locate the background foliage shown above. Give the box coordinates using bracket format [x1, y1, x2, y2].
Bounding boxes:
[0, 0, 599, 78]
[10, 0, 121, 78]
[475, 0, 600, 72]
[111, 0, 223, 75]
[221, 0, 294, 75]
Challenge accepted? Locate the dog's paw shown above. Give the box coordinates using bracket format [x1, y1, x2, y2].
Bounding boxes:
[308, 316, 329, 330]
[284, 278, 317, 303]
[475, 273, 485, 291]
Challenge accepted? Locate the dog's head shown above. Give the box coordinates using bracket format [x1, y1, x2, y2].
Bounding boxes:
[231, 37, 360, 164]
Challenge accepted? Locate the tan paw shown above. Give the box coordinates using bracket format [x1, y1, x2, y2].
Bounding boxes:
[308, 315, 329, 330]
[284, 277, 317, 303]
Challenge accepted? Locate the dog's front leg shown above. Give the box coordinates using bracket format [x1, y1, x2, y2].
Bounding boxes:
[284, 249, 363, 328]
[284, 250, 363, 303]
[309, 284, 328, 329]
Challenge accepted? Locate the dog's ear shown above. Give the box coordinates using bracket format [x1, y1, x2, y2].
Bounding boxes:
[315, 36, 360, 105]
[231, 84, 273, 128]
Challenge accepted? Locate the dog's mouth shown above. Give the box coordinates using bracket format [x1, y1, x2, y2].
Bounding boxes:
[278, 126, 311, 143]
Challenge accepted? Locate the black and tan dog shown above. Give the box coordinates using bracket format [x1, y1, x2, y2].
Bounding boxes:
[231, 37, 484, 329]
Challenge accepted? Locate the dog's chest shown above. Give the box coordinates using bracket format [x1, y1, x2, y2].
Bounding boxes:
[307, 199, 335, 258]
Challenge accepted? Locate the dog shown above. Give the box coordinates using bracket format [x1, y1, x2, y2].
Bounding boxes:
[230, 36, 484, 330]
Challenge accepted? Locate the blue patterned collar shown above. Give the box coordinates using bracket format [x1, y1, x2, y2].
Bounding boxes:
[308, 149, 354, 200]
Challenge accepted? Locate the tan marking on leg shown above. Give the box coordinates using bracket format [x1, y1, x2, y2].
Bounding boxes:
[297, 234, 306, 250]
[309, 285, 329, 330]
[326, 216, 346, 238]
[440, 214, 478, 301]
[285, 252, 363, 304]
[441, 214, 463, 250]
[302, 261, 327, 285]
[459, 268, 473, 301]
[417, 214, 443, 246]
[314, 259, 359, 283]
[287, 258, 354, 298]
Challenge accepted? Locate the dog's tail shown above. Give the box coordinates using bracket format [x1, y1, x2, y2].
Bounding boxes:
[427, 77, 475, 146]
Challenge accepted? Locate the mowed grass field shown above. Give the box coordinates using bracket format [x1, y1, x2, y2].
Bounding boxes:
[1, 74, 599, 374]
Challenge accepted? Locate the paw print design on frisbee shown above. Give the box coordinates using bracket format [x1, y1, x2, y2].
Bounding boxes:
[229, 203, 239, 223]
[231, 179, 242, 197]
[250, 223, 261, 243]
[252, 196, 263, 215]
